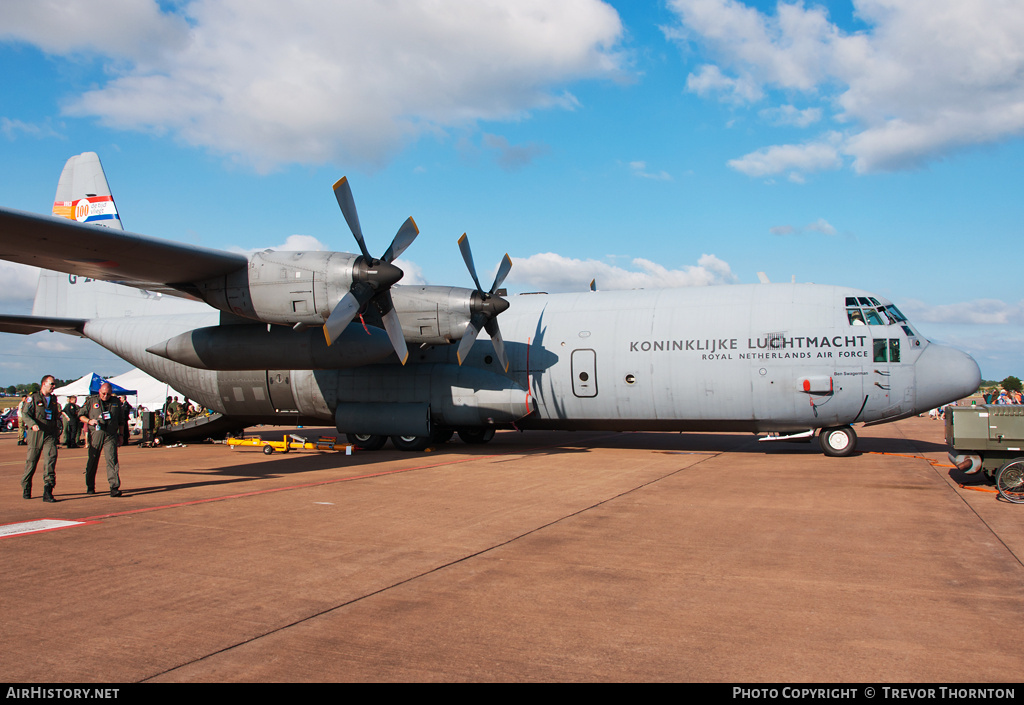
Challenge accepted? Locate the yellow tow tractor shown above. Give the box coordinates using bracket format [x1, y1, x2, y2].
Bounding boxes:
[224, 434, 354, 456]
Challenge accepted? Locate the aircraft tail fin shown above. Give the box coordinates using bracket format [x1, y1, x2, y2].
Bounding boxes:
[31, 153, 209, 320]
[49, 152, 123, 230]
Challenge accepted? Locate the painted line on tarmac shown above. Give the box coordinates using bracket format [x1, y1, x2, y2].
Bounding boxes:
[0, 518, 100, 539]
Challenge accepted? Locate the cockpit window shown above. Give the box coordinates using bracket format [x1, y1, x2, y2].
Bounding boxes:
[889, 338, 901, 362]
[847, 306, 888, 326]
[873, 339, 888, 362]
[847, 297, 911, 328]
[884, 305, 907, 323]
[873, 338, 901, 363]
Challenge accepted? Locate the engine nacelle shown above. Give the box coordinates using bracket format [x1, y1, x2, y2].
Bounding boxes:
[391, 285, 477, 345]
[193, 250, 358, 326]
[146, 322, 395, 370]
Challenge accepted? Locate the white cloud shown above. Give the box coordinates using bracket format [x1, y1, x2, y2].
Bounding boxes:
[0, 0, 624, 171]
[758, 104, 821, 128]
[685, 64, 763, 103]
[900, 298, 1024, 326]
[667, 0, 1024, 173]
[229, 234, 328, 257]
[507, 252, 736, 293]
[805, 218, 836, 236]
[727, 132, 843, 178]
[1, 117, 63, 141]
[770, 219, 837, 236]
[0, 0, 190, 60]
[628, 160, 673, 181]
[36, 339, 72, 352]
[0, 262, 40, 303]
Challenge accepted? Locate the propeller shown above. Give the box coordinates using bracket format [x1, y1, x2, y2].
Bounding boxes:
[456, 233, 512, 371]
[323, 177, 418, 365]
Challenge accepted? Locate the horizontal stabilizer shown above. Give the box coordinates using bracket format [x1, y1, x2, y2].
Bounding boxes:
[0, 314, 87, 337]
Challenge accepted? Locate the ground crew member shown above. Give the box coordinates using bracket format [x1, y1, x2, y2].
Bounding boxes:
[17, 394, 29, 445]
[80, 382, 124, 497]
[21, 375, 61, 502]
[62, 395, 81, 448]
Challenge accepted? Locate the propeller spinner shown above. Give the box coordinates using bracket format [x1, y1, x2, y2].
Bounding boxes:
[324, 177, 418, 365]
[456, 233, 512, 371]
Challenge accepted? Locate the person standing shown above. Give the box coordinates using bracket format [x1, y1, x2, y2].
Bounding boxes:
[80, 382, 124, 497]
[62, 395, 81, 448]
[17, 394, 29, 446]
[120, 395, 133, 446]
[21, 375, 61, 502]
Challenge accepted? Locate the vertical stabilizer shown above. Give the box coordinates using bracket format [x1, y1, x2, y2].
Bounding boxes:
[49, 152, 123, 230]
[32, 153, 210, 319]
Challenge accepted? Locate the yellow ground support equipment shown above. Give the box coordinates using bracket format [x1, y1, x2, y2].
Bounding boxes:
[224, 434, 353, 455]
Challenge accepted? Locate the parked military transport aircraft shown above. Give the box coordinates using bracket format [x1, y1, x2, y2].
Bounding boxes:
[0, 153, 980, 456]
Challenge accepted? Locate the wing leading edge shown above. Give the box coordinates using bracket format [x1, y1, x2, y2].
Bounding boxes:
[0, 313, 87, 337]
[0, 206, 248, 297]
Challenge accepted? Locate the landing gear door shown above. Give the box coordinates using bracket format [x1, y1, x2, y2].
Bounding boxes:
[571, 349, 598, 398]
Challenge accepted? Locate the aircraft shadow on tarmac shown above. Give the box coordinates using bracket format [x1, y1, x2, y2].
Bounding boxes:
[63, 429, 954, 500]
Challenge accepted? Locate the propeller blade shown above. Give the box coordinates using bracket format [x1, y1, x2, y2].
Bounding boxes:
[485, 318, 509, 372]
[490, 253, 512, 294]
[458, 233, 483, 292]
[456, 312, 487, 366]
[322, 290, 364, 346]
[375, 291, 409, 365]
[383, 217, 419, 264]
[333, 177, 371, 260]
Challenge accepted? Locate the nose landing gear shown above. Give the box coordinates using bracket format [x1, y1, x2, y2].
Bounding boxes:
[819, 425, 857, 457]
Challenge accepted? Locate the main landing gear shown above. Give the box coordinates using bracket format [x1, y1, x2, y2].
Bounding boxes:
[345, 427, 495, 452]
[818, 425, 857, 457]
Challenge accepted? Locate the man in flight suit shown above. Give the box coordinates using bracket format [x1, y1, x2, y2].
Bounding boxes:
[62, 395, 81, 448]
[21, 375, 61, 502]
[80, 382, 124, 497]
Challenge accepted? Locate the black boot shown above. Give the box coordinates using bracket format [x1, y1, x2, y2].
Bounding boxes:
[43, 486, 57, 503]
[110, 489, 122, 497]
[86, 486, 96, 495]
[23, 487, 31, 500]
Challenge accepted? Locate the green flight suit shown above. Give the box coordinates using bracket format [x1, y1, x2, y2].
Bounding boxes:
[81, 394, 123, 493]
[21, 392, 61, 495]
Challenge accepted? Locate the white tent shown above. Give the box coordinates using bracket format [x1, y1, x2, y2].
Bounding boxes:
[54, 373, 93, 404]
[55, 369, 187, 413]
[105, 368, 187, 413]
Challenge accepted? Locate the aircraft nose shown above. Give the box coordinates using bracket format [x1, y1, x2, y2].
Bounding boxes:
[915, 343, 981, 410]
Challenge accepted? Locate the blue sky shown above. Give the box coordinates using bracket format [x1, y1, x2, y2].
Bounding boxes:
[0, 0, 1021, 384]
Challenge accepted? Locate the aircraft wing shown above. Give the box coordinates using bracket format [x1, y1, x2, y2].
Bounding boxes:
[0, 314, 87, 337]
[0, 206, 248, 297]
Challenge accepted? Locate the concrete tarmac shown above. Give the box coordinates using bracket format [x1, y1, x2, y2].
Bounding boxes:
[1, 417, 1021, 683]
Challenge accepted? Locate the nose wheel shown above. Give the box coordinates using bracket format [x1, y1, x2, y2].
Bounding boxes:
[819, 425, 857, 457]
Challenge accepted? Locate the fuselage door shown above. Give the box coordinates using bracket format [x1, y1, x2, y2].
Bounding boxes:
[571, 349, 598, 398]
[267, 370, 298, 413]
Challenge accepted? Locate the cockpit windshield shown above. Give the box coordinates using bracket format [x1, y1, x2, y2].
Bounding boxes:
[846, 297, 910, 327]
